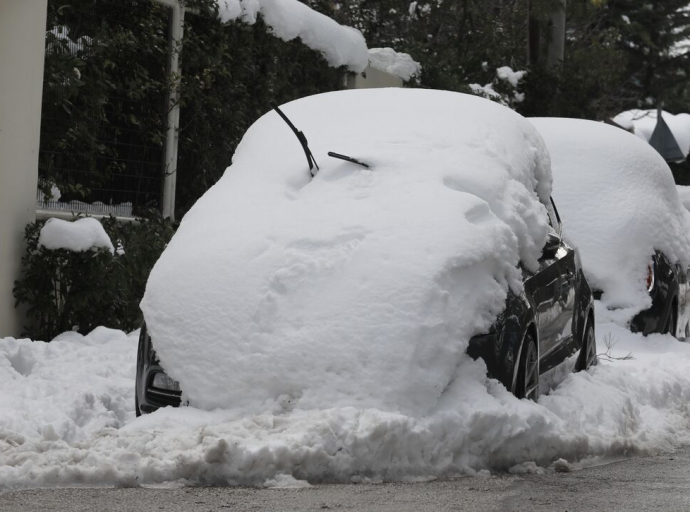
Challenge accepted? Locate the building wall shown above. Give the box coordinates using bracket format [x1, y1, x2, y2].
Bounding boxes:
[346, 66, 404, 90]
[0, 0, 47, 337]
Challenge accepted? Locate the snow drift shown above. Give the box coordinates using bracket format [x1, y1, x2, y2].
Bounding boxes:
[38, 217, 114, 253]
[530, 118, 690, 311]
[614, 109, 690, 158]
[3, 322, 690, 490]
[141, 89, 552, 414]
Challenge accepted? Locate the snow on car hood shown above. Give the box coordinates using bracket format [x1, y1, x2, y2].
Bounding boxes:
[141, 89, 552, 413]
[530, 118, 690, 311]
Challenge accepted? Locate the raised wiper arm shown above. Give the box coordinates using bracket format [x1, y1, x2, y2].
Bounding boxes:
[327, 152, 370, 169]
[270, 102, 319, 177]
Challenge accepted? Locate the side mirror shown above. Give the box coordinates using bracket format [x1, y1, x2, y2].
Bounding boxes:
[542, 232, 560, 259]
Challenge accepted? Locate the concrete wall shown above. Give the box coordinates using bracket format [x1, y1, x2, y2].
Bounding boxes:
[346, 65, 404, 90]
[0, 0, 47, 337]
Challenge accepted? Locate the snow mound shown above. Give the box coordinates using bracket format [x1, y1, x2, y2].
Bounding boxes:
[3, 322, 690, 490]
[38, 217, 114, 253]
[141, 88, 552, 414]
[614, 109, 690, 158]
[530, 118, 690, 311]
[215, 0, 369, 72]
[368, 47, 421, 81]
[678, 185, 690, 212]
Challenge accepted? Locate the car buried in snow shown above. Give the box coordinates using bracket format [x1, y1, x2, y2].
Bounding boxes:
[135, 89, 596, 416]
[530, 117, 690, 338]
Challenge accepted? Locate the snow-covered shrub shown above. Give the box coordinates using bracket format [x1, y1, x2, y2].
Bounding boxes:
[13, 213, 175, 341]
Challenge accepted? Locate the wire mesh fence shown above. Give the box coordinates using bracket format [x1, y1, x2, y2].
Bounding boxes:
[38, 0, 171, 217]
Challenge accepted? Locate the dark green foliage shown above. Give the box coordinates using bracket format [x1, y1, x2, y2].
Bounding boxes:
[13, 214, 175, 341]
[42, 0, 346, 218]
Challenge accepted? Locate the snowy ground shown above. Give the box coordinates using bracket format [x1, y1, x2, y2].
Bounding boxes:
[2, 308, 690, 492]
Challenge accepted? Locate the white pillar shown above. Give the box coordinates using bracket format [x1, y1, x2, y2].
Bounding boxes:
[0, 0, 47, 337]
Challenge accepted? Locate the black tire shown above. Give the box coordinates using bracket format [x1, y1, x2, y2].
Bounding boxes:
[576, 320, 597, 371]
[514, 332, 539, 401]
[665, 305, 677, 336]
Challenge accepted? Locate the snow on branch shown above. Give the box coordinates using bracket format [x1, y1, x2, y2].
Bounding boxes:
[215, 0, 369, 72]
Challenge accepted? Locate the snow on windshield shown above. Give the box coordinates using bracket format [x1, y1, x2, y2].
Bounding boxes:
[3, 321, 690, 489]
[530, 118, 690, 312]
[141, 89, 552, 414]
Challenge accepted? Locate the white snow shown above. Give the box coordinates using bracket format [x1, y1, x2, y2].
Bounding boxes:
[677, 185, 690, 212]
[3, 317, 690, 490]
[367, 48, 421, 81]
[470, 66, 526, 106]
[614, 109, 690, 158]
[141, 88, 552, 415]
[496, 66, 525, 88]
[215, 0, 369, 72]
[38, 217, 115, 254]
[530, 118, 690, 312]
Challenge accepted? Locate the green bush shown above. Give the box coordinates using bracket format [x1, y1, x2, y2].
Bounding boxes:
[13, 213, 175, 341]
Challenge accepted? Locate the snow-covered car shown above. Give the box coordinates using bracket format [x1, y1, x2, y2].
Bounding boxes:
[136, 89, 595, 416]
[530, 118, 690, 337]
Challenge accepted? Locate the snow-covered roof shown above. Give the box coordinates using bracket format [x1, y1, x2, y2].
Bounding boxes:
[38, 217, 114, 253]
[215, 0, 369, 72]
[141, 88, 552, 414]
[531, 117, 690, 312]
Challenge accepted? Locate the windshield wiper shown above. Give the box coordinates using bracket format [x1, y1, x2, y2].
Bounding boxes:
[327, 152, 370, 169]
[270, 102, 319, 177]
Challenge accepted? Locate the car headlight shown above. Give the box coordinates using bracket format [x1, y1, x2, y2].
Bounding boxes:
[152, 372, 181, 392]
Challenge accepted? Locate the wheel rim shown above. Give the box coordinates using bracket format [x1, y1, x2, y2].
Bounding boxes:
[523, 341, 539, 400]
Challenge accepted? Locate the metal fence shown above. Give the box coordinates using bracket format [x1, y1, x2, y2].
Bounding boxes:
[38, 0, 171, 218]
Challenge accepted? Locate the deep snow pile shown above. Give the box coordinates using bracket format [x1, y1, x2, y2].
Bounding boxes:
[215, 0, 368, 72]
[141, 89, 552, 414]
[38, 217, 114, 253]
[367, 48, 421, 81]
[530, 118, 690, 312]
[3, 320, 690, 490]
[614, 109, 690, 157]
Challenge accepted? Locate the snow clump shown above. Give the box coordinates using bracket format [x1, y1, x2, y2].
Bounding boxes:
[141, 88, 552, 414]
[214, 0, 369, 72]
[368, 47, 421, 81]
[530, 118, 690, 312]
[38, 217, 115, 253]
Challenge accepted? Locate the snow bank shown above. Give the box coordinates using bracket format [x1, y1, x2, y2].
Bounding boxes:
[3, 320, 690, 490]
[141, 88, 552, 414]
[530, 118, 690, 311]
[38, 217, 115, 253]
[614, 109, 690, 158]
[368, 48, 421, 81]
[215, 0, 369, 72]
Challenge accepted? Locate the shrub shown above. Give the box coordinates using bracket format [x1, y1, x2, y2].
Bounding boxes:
[13, 213, 175, 341]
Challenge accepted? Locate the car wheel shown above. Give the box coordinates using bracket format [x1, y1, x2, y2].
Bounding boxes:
[576, 320, 597, 371]
[515, 332, 539, 401]
[665, 305, 677, 336]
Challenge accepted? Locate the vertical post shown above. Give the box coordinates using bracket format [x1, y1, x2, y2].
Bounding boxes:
[157, 0, 185, 221]
[0, 0, 48, 337]
[547, 0, 566, 68]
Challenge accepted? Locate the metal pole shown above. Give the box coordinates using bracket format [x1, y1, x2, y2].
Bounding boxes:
[152, 0, 185, 221]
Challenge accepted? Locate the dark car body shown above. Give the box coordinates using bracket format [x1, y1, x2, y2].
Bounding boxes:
[467, 198, 596, 399]
[628, 252, 690, 338]
[137, 197, 596, 414]
[135, 323, 181, 416]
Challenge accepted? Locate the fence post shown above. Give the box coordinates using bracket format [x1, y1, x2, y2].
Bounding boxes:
[153, 0, 185, 221]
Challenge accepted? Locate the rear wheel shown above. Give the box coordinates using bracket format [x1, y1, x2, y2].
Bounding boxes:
[665, 305, 677, 336]
[577, 320, 597, 371]
[514, 332, 539, 401]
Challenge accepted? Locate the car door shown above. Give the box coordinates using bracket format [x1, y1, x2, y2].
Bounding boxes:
[543, 198, 579, 366]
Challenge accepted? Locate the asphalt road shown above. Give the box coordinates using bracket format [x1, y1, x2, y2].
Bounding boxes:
[3, 447, 690, 511]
